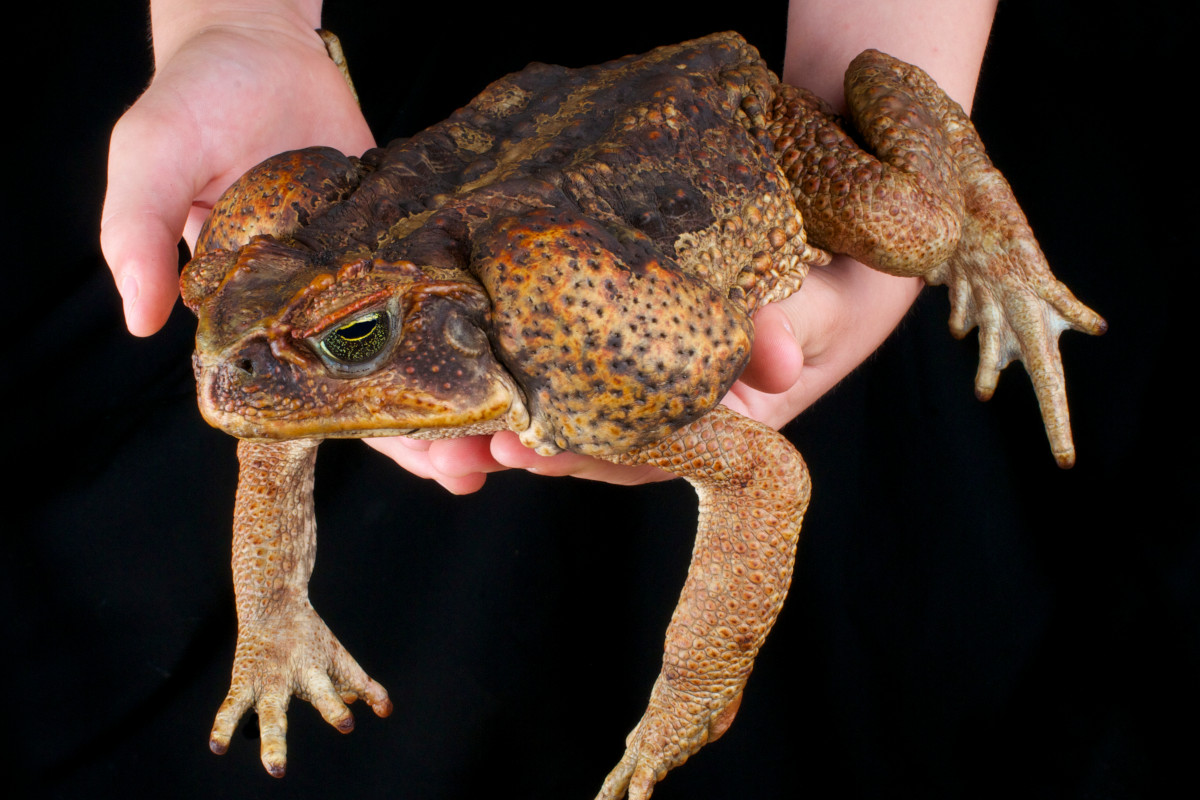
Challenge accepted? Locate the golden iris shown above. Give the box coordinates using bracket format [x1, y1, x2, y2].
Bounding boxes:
[320, 312, 390, 364]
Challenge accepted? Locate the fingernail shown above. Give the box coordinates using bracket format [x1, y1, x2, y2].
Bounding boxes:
[120, 273, 139, 315]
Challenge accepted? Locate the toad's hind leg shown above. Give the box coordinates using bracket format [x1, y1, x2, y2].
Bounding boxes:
[594, 406, 810, 800]
[769, 50, 1105, 467]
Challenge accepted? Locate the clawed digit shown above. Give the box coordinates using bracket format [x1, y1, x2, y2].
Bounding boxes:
[208, 605, 392, 777]
[932, 229, 1106, 467]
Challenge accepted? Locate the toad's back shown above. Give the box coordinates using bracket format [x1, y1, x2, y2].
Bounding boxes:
[234, 32, 819, 309]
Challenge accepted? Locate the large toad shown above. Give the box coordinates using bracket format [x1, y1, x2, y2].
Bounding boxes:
[180, 32, 1104, 799]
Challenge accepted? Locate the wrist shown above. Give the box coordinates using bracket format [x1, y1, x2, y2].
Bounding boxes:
[783, 0, 996, 112]
[150, 0, 324, 66]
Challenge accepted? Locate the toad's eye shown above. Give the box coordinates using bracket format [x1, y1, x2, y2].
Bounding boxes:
[317, 311, 392, 369]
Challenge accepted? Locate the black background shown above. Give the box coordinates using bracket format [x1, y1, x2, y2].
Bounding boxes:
[7, 1, 1191, 798]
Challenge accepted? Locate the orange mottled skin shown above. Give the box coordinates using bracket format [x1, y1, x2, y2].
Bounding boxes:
[180, 33, 1103, 799]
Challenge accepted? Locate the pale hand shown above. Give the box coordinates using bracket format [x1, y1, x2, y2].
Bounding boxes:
[101, 14, 374, 336]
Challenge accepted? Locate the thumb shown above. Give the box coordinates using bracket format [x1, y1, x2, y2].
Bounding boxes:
[740, 302, 805, 394]
[100, 107, 201, 336]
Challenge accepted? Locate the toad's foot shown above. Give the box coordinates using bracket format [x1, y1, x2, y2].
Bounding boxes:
[929, 180, 1106, 467]
[596, 678, 743, 800]
[209, 601, 392, 777]
[771, 51, 1105, 466]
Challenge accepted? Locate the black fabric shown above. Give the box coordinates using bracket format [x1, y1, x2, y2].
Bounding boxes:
[8, 2, 1189, 798]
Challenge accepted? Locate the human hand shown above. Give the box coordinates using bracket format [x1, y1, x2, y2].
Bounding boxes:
[101, 1, 374, 336]
[365, 258, 921, 494]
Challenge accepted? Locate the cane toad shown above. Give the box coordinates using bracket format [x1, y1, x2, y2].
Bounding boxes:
[181, 32, 1104, 799]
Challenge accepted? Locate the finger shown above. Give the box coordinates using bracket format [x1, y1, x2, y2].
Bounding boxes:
[741, 303, 804, 394]
[101, 108, 200, 335]
[435, 474, 488, 494]
[425, 435, 506, 478]
[362, 437, 434, 477]
[488, 432, 583, 474]
[99, 205, 188, 336]
[363, 437, 493, 495]
[489, 432, 672, 485]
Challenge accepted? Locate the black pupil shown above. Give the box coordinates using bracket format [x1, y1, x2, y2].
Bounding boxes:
[338, 319, 378, 341]
[323, 313, 389, 364]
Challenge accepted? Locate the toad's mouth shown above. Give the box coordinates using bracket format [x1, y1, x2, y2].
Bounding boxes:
[191, 351, 520, 442]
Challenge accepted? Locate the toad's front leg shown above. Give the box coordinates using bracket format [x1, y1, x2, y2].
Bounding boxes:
[209, 439, 392, 777]
[595, 407, 811, 800]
